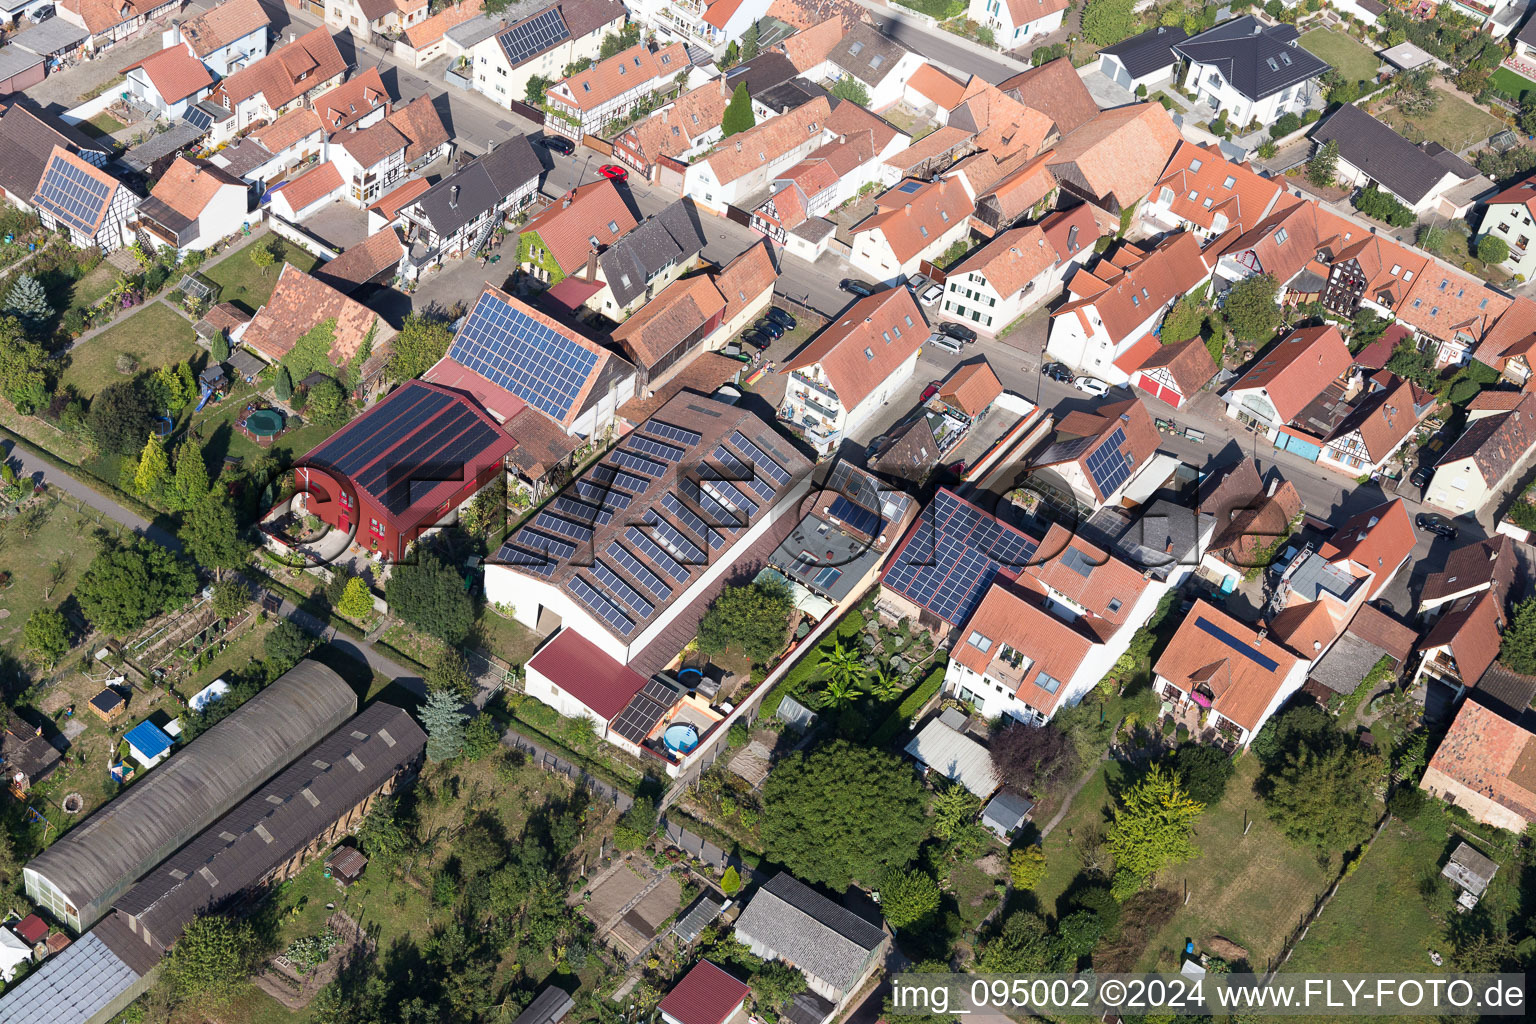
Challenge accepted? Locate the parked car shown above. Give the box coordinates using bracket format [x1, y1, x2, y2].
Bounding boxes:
[921, 380, 941, 402]
[840, 278, 876, 296]
[539, 135, 574, 155]
[938, 322, 976, 343]
[906, 274, 930, 294]
[927, 333, 963, 354]
[1043, 362, 1074, 383]
[920, 284, 944, 307]
[765, 307, 796, 329]
[754, 318, 784, 339]
[1409, 465, 1432, 489]
[1073, 375, 1111, 397]
[598, 164, 629, 182]
[1415, 513, 1458, 540]
[741, 329, 773, 350]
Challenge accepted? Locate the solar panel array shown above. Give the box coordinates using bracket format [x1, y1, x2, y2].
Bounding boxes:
[729, 431, 790, 486]
[591, 558, 655, 618]
[1196, 617, 1280, 672]
[34, 153, 113, 235]
[711, 445, 775, 501]
[628, 435, 685, 463]
[573, 479, 633, 511]
[609, 685, 671, 744]
[661, 493, 722, 549]
[680, 479, 742, 530]
[1085, 426, 1132, 498]
[568, 575, 635, 636]
[607, 541, 673, 601]
[448, 290, 599, 421]
[828, 495, 880, 537]
[501, 546, 557, 576]
[610, 449, 668, 478]
[533, 510, 593, 542]
[498, 5, 570, 67]
[706, 479, 758, 518]
[626, 527, 689, 582]
[644, 511, 706, 563]
[591, 464, 653, 494]
[553, 494, 612, 527]
[517, 529, 577, 560]
[645, 421, 702, 446]
[311, 387, 452, 476]
[882, 491, 1039, 627]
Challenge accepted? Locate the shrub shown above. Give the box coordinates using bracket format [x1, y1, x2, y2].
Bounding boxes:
[1387, 786, 1426, 821]
[1270, 112, 1301, 139]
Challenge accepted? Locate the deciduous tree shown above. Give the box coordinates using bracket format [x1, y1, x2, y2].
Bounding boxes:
[1262, 744, 1383, 850]
[879, 868, 940, 929]
[990, 720, 1078, 792]
[89, 380, 156, 455]
[23, 607, 68, 667]
[1307, 139, 1338, 188]
[386, 552, 475, 643]
[1082, 0, 1136, 46]
[386, 313, 455, 384]
[1501, 598, 1536, 673]
[1170, 743, 1235, 805]
[0, 315, 50, 413]
[162, 914, 263, 1007]
[1009, 845, 1048, 889]
[77, 538, 197, 634]
[1223, 273, 1282, 341]
[180, 491, 249, 571]
[425, 648, 476, 701]
[1105, 764, 1204, 881]
[1478, 234, 1510, 266]
[697, 578, 794, 662]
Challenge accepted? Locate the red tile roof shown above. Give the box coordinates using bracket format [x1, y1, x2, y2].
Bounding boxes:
[1319, 498, 1414, 602]
[62, 0, 151, 34]
[180, 0, 270, 57]
[784, 286, 926, 411]
[548, 42, 689, 113]
[1482, 173, 1536, 217]
[1005, 0, 1069, 26]
[147, 157, 244, 222]
[1396, 262, 1509, 346]
[315, 227, 405, 292]
[1229, 324, 1352, 423]
[251, 107, 324, 154]
[1045, 103, 1182, 212]
[1345, 602, 1418, 662]
[368, 177, 431, 221]
[611, 274, 726, 368]
[997, 57, 1099, 136]
[1155, 140, 1283, 235]
[242, 264, 381, 364]
[276, 160, 343, 214]
[1137, 336, 1218, 398]
[1053, 231, 1207, 343]
[938, 359, 1002, 418]
[219, 26, 346, 110]
[856, 177, 975, 265]
[1420, 591, 1503, 689]
[950, 224, 1058, 301]
[658, 961, 751, 1024]
[122, 45, 214, 105]
[710, 239, 776, 324]
[702, 97, 830, 186]
[404, 0, 484, 47]
[527, 628, 648, 721]
[906, 63, 967, 110]
[519, 179, 638, 276]
[387, 94, 449, 165]
[954, 576, 1095, 713]
[1155, 599, 1302, 733]
[1424, 698, 1536, 826]
[314, 67, 389, 131]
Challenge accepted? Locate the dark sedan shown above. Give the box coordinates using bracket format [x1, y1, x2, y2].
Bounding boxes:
[840, 278, 876, 297]
[1415, 513, 1458, 540]
[938, 322, 977, 343]
[741, 329, 773, 350]
[1042, 362, 1074, 383]
[538, 135, 574, 155]
[754, 318, 784, 339]
[765, 307, 797, 329]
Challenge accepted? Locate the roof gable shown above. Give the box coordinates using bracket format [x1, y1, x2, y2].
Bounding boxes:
[783, 286, 926, 409]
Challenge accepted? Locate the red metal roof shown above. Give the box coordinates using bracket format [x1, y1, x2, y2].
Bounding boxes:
[15, 914, 47, 945]
[526, 628, 648, 721]
[658, 961, 751, 1024]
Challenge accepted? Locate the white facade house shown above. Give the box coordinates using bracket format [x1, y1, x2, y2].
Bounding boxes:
[543, 42, 689, 142]
[457, 0, 625, 110]
[630, 0, 773, 58]
[163, 0, 270, 78]
[121, 44, 215, 118]
[134, 157, 250, 253]
[818, 24, 928, 111]
[1172, 16, 1330, 127]
[1426, 393, 1536, 515]
[967, 0, 1067, 51]
[1095, 24, 1188, 93]
[681, 97, 831, 214]
[325, 0, 430, 46]
[941, 207, 1094, 331]
[849, 176, 974, 285]
[31, 146, 137, 252]
[1046, 231, 1209, 383]
[1478, 175, 1536, 280]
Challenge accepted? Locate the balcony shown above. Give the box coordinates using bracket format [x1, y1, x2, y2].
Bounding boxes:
[790, 371, 840, 406]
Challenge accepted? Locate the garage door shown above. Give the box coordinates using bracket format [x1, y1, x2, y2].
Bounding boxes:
[1277, 433, 1322, 462]
[1134, 375, 1182, 408]
[1103, 57, 1133, 90]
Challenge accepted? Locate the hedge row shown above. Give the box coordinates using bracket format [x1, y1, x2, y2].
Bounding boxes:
[869, 664, 946, 747]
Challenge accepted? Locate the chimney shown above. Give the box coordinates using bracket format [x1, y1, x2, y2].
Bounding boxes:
[449, 185, 459, 209]
[1255, 628, 1267, 646]
[585, 245, 599, 283]
[662, 108, 668, 123]
[562, 193, 572, 209]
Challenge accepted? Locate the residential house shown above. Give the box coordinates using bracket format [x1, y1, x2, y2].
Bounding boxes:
[1094, 24, 1188, 93]
[965, 157, 1057, 238]
[424, 285, 635, 438]
[1046, 231, 1210, 382]
[815, 22, 925, 110]
[1477, 174, 1536, 280]
[1028, 396, 1162, 509]
[269, 161, 346, 221]
[734, 873, 888, 1009]
[1044, 102, 1182, 216]
[326, 0, 430, 46]
[709, 238, 777, 338]
[944, 523, 1166, 724]
[751, 130, 879, 261]
[1396, 264, 1509, 367]
[903, 63, 966, 124]
[326, 94, 450, 208]
[166, 0, 270, 77]
[211, 26, 347, 130]
[588, 199, 708, 318]
[1154, 599, 1310, 749]
[132, 156, 249, 252]
[1419, 697, 1535, 832]
[247, 107, 325, 178]
[967, 0, 1067, 50]
[58, 0, 179, 50]
[941, 222, 1064, 331]
[396, 134, 543, 275]
[1449, 0, 1527, 38]
[1144, 140, 1286, 242]
[1312, 103, 1488, 217]
[1223, 324, 1353, 439]
[1319, 232, 1429, 321]
[779, 286, 927, 456]
[395, 0, 485, 67]
[455, 0, 626, 110]
[544, 42, 689, 142]
[313, 67, 390, 132]
[31, 146, 136, 251]
[611, 77, 731, 182]
[682, 96, 831, 214]
[314, 227, 407, 295]
[1195, 463, 1303, 592]
[1210, 197, 1361, 300]
[658, 962, 751, 1024]
[241, 264, 394, 372]
[849, 177, 974, 284]
[1, 711, 61, 796]
[1131, 337, 1218, 410]
[0, 99, 109, 211]
[121, 44, 214, 117]
[998, 57, 1100, 137]
[1426, 392, 1536, 515]
[293, 380, 511, 562]
[1420, 535, 1517, 619]
[518, 179, 638, 284]
[487, 393, 811, 670]
[1301, 601, 1418, 706]
[1315, 374, 1435, 477]
[630, 0, 774, 59]
[1172, 16, 1330, 127]
[611, 273, 727, 385]
[1411, 590, 1504, 697]
[1109, 496, 1217, 585]
[1474, 296, 1536, 385]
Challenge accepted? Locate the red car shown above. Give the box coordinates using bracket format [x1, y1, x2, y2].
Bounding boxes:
[599, 164, 628, 182]
[920, 380, 941, 402]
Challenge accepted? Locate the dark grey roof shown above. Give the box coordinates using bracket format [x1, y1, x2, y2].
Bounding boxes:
[446, 12, 508, 48]
[756, 77, 830, 116]
[1470, 663, 1536, 726]
[1098, 25, 1189, 79]
[723, 49, 800, 96]
[769, 512, 884, 602]
[214, 136, 276, 178]
[1172, 16, 1331, 101]
[493, 0, 624, 67]
[1312, 104, 1465, 205]
[0, 99, 108, 201]
[122, 121, 207, 173]
[11, 17, 89, 56]
[0, 929, 143, 1024]
[1112, 497, 1214, 580]
[598, 199, 706, 307]
[1422, 141, 1479, 181]
[229, 349, 265, 377]
[512, 987, 576, 1024]
[981, 790, 1034, 833]
[782, 991, 837, 1024]
[828, 22, 909, 88]
[1521, 15, 1536, 49]
[24, 661, 356, 929]
[0, 44, 44, 81]
[410, 134, 541, 238]
[734, 873, 885, 994]
[1306, 631, 1390, 695]
[113, 703, 424, 952]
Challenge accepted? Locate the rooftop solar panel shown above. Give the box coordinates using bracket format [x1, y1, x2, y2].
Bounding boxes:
[591, 464, 653, 494]
[661, 492, 723, 549]
[882, 491, 1040, 626]
[34, 153, 113, 236]
[1195, 617, 1281, 672]
[573, 479, 633, 511]
[356, 404, 476, 495]
[532, 511, 593, 543]
[626, 526, 691, 582]
[828, 495, 880, 537]
[628, 436, 685, 463]
[511, 529, 577, 560]
[729, 431, 790, 486]
[710, 446, 776, 501]
[678, 479, 742, 531]
[645, 420, 703, 446]
[610, 690, 668, 744]
[1085, 426, 1132, 498]
[607, 540, 674, 600]
[498, 5, 569, 66]
[447, 289, 599, 421]
[591, 558, 655, 618]
[552, 494, 612, 527]
[569, 575, 635, 636]
[499, 546, 557, 576]
[644, 511, 706, 564]
[610, 449, 668, 478]
[312, 386, 449, 476]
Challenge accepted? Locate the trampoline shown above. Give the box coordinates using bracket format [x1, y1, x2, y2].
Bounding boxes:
[153, 416, 172, 437]
[240, 408, 286, 446]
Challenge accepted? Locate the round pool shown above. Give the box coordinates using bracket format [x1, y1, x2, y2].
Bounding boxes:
[662, 722, 699, 754]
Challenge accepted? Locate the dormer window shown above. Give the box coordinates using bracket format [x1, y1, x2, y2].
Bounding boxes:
[864, 347, 875, 360]
[1160, 187, 1175, 204]
[608, 220, 618, 233]
[1188, 189, 1198, 201]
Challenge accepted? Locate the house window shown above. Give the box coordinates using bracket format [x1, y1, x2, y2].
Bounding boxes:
[1037, 672, 1062, 694]
[1159, 187, 1175, 204]
[1222, 175, 1235, 189]
[1107, 598, 1122, 613]
[369, 518, 383, 537]
[864, 347, 874, 360]
[1189, 158, 1202, 172]
[968, 631, 992, 653]
[1275, 228, 1288, 244]
[1188, 189, 1198, 201]
[1390, 264, 1400, 275]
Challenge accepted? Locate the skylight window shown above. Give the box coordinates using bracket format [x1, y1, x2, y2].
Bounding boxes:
[1440, 279, 1448, 290]
[1266, 58, 1279, 70]
[1404, 270, 1414, 281]
[1203, 197, 1213, 208]
[1430, 307, 1439, 316]
[1280, 53, 1292, 65]
[849, 41, 863, 56]
[1275, 228, 1288, 243]
[1131, 294, 1140, 306]
[1188, 189, 1198, 201]
[870, 54, 884, 70]
[864, 347, 875, 360]
[968, 631, 992, 653]
[1390, 264, 1400, 275]
[1107, 598, 1123, 613]
[919, 225, 929, 238]
[1189, 158, 1203, 172]
[1412, 298, 1422, 308]
[1222, 175, 1236, 189]
[1480, 297, 1490, 308]
[607, 220, 618, 233]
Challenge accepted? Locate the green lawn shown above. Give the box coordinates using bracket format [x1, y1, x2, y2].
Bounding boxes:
[202, 241, 320, 314]
[78, 112, 127, 139]
[61, 301, 200, 399]
[1300, 29, 1381, 85]
[67, 263, 119, 316]
[0, 498, 109, 668]
[1490, 65, 1536, 102]
[1381, 89, 1504, 153]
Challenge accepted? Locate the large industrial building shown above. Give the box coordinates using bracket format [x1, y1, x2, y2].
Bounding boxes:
[23, 661, 357, 931]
